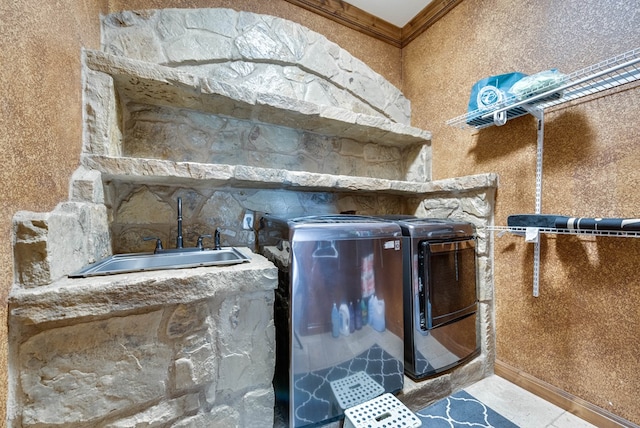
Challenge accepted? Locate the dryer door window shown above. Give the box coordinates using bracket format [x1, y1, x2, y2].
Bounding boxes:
[419, 238, 477, 329]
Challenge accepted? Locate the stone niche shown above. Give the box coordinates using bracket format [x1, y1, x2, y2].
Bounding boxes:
[8, 8, 498, 427]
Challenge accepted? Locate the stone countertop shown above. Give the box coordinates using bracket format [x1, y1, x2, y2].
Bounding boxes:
[9, 248, 277, 326]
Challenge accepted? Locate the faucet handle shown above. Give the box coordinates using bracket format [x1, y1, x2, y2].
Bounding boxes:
[143, 236, 164, 253]
[196, 234, 212, 250]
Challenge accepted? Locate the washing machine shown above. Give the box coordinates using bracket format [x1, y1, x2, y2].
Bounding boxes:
[257, 214, 405, 427]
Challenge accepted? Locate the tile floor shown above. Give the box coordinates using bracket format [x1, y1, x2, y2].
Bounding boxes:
[464, 375, 596, 428]
[275, 374, 598, 427]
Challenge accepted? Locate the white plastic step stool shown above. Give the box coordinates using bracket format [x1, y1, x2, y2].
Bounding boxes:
[329, 371, 385, 410]
[344, 393, 422, 428]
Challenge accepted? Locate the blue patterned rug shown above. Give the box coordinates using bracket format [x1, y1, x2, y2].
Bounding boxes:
[416, 390, 519, 428]
[292, 344, 404, 427]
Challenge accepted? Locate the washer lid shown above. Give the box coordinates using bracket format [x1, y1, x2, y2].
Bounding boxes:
[259, 213, 403, 241]
[393, 217, 475, 238]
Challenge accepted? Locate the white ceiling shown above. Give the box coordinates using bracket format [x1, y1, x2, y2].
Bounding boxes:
[342, 0, 434, 27]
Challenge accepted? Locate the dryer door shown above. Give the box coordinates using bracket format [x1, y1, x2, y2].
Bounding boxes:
[419, 238, 477, 329]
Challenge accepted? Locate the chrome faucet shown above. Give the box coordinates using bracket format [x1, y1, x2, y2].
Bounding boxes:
[214, 228, 221, 250]
[176, 197, 183, 249]
[143, 198, 217, 252]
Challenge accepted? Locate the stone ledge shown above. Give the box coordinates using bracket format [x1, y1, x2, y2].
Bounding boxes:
[84, 50, 431, 150]
[9, 248, 277, 325]
[83, 155, 498, 196]
[100, 8, 410, 124]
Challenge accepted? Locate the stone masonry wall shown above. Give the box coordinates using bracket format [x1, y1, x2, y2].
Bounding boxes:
[8, 252, 277, 427]
[106, 181, 419, 254]
[122, 102, 418, 181]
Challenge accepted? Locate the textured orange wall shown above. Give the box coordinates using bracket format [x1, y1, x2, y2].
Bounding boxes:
[0, 1, 107, 424]
[403, 0, 640, 423]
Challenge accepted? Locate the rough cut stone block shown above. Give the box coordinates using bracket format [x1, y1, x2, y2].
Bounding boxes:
[83, 68, 121, 157]
[216, 291, 275, 393]
[398, 373, 453, 412]
[477, 256, 494, 303]
[167, 302, 210, 338]
[449, 356, 487, 390]
[69, 167, 105, 203]
[101, 11, 167, 64]
[174, 341, 217, 390]
[461, 192, 493, 218]
[116, 187, 174, 224]
[171, 405, 240, 428]
[19, 311, 171, 426]
[105, 393, 200, 428]
[478, 302, 496, 364]
[13, 202, 111, 287]
[242, 388, 275, 427]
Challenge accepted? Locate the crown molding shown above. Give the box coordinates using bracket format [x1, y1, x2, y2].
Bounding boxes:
[401, 0, 464, 47]
[283, 0, 463, 48]
[283, 0, 402, 47]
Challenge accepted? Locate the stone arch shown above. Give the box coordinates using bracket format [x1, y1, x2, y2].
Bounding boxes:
[102, 8, 411, 124]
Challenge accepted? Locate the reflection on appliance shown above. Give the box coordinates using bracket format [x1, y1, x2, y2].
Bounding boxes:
[258, 215, 405, 427]
[391, 217, 480, 381]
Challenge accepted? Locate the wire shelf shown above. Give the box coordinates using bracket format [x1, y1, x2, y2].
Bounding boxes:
[488, 226, 640, 239]
[447, 48, 640, 129]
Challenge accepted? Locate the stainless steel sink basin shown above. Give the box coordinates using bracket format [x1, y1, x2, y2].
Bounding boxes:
[69, 247, 251, 278]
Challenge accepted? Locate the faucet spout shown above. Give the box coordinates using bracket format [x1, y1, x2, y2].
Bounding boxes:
[214, 228, 221, 250]
[176, 197, 183, 249]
